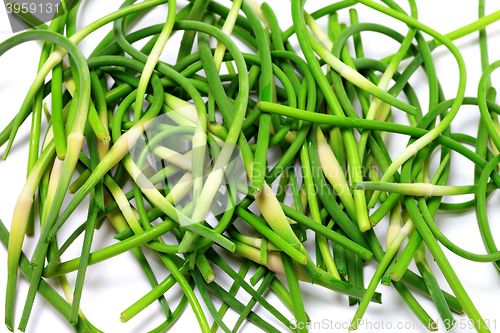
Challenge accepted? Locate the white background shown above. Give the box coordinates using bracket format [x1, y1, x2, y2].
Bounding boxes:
[2, 0, 500, 332]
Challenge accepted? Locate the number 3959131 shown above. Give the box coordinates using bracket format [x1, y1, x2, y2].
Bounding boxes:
[5, 2, 60, 14]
